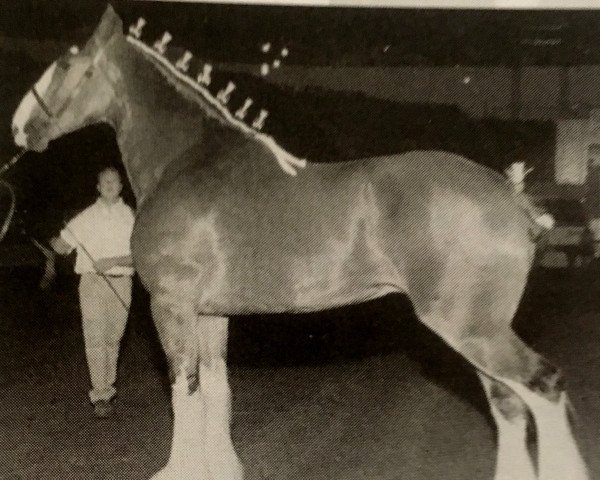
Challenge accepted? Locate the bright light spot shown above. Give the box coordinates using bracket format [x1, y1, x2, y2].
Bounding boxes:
[463, 76, 471, 84]
[383, 45, 390, 53]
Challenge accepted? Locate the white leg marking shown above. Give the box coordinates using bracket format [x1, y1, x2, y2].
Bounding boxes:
[151, 369, 209, 480]
[201, 360, 243, 480]
[151, 359, 242, 480]
[479, 374, 536, 480]
[11, 62, 57, 146]
[503, 379, 589, 480]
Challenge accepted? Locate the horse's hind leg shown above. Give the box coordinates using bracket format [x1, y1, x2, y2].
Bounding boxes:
[477, 373, 536, 480]
[501, 369, 586, 480]
[473, 334, 587, 480]
[149, 299, 242, 480]
[410, 256, 588, 480]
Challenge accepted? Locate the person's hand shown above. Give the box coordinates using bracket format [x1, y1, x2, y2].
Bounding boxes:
[94, 258, 116, 273]
[49, 236, 71, 255]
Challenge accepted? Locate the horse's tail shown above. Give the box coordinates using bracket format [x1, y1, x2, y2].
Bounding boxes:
[513, 191, 554, 242]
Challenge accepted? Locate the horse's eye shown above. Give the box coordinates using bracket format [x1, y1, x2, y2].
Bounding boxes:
[84, 69, 93, 78]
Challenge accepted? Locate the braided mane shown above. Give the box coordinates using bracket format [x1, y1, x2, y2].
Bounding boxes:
[125, 31, 307, 176]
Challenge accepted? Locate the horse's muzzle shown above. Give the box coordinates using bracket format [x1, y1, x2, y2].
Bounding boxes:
[11, 124, 28, 149]
[13, 123, 49, 152]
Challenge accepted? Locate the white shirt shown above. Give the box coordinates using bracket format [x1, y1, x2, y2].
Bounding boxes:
[60, 198, 135, 276]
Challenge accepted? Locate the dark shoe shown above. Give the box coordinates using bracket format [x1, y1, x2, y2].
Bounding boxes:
[93, 400, 114, 418]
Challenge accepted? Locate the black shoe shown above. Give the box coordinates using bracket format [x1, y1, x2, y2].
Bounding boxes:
[93, 400, 114, 418]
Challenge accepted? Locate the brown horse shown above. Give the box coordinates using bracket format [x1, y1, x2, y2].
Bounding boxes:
[11, 5, 588, 480]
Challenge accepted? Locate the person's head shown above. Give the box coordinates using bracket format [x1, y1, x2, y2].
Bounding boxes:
[97, 166, 123, 203]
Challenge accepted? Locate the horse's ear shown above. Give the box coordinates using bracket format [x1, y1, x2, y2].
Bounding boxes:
[86, 4, 124, 50]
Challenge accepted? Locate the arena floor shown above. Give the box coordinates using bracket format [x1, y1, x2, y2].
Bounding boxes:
[1, 264, 599, 480]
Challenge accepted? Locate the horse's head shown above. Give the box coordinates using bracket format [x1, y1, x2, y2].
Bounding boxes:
[12, 5, 123, 152]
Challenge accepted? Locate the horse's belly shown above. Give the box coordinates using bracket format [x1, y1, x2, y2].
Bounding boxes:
[199, 235, 408, 315]
[203, 273, 405, 315]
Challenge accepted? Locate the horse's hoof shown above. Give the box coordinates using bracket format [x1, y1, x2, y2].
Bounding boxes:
[149, 464, 205, 480]
[149, 462, 243, 480]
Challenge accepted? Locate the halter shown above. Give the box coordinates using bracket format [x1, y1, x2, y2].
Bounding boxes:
[30, 61, 96, 121]
[0, 150, 26, 242]
[0, 179, 16, 243]
[0, 50, 102, 242]
[29, 43, 107, 123]
[31, 86, 55, 118]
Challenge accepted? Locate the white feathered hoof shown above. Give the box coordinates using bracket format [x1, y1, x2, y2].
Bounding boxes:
[208, 448, 244, 480]
[150, 463, 209, 480]
[149, 457, 243, 480]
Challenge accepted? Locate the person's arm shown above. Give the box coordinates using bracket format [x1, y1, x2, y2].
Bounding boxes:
[49, 236, 74, 256]
[94, 255, 133, 273]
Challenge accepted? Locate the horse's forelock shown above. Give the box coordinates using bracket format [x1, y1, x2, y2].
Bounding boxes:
[85, 4, 123, 52]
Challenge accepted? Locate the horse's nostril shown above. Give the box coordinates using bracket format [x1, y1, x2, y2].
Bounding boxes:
[11, 125, 19, 138]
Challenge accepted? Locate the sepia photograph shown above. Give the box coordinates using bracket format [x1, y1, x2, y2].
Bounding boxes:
[1, 1, 599, 478]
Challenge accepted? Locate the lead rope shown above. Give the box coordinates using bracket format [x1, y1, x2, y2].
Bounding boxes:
[0, 150, 26, 242]
[0, 150, 130, 310]
[62, 223, 131, 312]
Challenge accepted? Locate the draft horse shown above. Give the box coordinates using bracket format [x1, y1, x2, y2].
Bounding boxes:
[11, 5, 588, 480]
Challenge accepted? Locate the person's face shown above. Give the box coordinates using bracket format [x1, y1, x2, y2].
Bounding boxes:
[97, 170, 122, 203]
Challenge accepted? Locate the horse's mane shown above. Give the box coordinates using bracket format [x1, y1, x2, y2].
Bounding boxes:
[125, 34, 307, 176]
[122, 18, 538, 176]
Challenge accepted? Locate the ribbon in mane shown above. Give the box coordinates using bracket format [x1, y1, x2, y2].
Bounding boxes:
[126, 25, 307, 177]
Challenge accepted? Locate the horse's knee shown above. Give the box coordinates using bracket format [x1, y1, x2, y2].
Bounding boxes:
[151, 298, 199, 391]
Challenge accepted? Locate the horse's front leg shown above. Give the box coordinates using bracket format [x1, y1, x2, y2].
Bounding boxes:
[150, 300, 242, 480]
[197, 314, 243, 480]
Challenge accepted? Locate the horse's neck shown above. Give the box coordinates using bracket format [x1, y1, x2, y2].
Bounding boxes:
[107, 41, 244, 204]
[115, 104, 200, 204]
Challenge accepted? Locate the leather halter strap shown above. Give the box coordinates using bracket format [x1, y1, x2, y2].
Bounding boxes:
[31, 86, 55, 118]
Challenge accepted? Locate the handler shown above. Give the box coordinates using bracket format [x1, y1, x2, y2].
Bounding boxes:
[50, 166, 135, 418]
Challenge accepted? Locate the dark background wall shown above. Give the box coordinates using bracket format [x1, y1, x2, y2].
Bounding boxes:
[1, 1, 592, 239]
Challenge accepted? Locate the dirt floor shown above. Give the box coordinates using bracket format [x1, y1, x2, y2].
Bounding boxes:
[0, 264, 599, 480]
